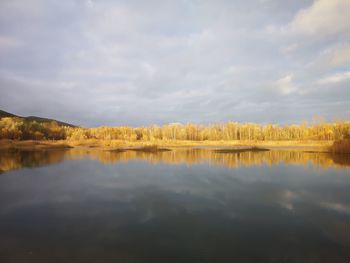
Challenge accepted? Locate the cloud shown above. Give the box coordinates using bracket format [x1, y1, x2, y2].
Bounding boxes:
[0, 0, 349, 126]
[317, 71, 350, 85]
[275, 74, 298, 95]
[0, 36, 21, 51]
[290, 0, 350, 37]
[327, 44, 350, 67]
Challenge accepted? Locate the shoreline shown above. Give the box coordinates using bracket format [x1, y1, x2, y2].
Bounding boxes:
[0, 139, 332, 151]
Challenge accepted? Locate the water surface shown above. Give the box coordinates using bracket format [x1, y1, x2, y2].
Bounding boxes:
[1, 148, 350, 262]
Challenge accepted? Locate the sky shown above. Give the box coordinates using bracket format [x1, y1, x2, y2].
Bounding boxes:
[0, 0, 350, 127]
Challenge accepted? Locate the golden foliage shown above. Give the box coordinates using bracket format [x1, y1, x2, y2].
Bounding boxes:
[1, 117, 350, 142]
[0, 117, 65, 140]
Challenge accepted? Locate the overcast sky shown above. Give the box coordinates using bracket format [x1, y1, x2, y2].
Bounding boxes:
[0, 0, 349, 127]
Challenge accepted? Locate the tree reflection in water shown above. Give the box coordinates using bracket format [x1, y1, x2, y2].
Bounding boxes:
[1, 148, 350, 173]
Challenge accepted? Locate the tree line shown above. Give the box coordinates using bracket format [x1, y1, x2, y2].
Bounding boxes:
[0, 117, 349, 141]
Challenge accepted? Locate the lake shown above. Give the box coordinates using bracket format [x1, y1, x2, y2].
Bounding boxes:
[1, 148, 350, 262]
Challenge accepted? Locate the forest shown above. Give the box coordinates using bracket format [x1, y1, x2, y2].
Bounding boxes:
[0, 116, 349, 142]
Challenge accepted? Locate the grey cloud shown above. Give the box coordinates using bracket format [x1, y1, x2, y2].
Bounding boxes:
[0, 0, 349, 126]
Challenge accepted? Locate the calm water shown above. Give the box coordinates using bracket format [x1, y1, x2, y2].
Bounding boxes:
[1, 148, 350, 263]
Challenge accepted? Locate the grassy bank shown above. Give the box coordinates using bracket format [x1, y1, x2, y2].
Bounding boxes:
[0, 139, 333, 151]
[0, 139, 72, 151]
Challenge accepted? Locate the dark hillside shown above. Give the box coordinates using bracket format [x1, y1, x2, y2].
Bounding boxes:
[0, 109, 76, 127]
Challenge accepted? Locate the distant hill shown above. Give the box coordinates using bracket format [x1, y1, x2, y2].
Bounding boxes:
[0, 110, 17, 118]
[0, 109, 76, 127]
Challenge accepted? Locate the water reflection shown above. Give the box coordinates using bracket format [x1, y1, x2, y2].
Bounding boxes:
[0, 149, 67, 173]
[1, 147, 350, 173]
[0, 148, 350, 262]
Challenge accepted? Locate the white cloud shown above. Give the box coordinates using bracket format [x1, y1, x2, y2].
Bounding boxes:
[317, 71, 350, 85]
[276, 74, 298, 95]
[328, 44, 350, 67]
[290, 0, 350, 36]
